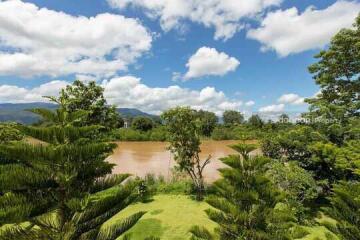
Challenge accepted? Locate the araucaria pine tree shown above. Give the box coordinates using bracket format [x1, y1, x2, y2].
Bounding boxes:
[191, 143, 292, 240]
[0, 102, 144, 240]
[322, 181, 360, 240]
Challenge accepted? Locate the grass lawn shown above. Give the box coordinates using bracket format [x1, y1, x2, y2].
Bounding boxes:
[104, 194, 217, 240]
[0, 193, 339, 240]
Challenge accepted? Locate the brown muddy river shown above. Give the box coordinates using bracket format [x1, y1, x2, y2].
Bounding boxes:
[107, 140, 257, 182]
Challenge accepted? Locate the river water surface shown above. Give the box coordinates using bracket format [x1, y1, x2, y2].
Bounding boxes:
[107, 140, 253, 181]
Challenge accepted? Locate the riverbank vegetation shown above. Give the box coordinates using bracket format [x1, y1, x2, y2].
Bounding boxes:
[0, 14, 359, 240]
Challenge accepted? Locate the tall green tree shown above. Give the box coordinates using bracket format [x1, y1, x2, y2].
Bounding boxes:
[248, 114, 264, 128]
[306, 14, 360, 122]
[191, 143, 292, 240]
[53, 80, 123, 129]
[0, 103, 144, 239]
[161, 107, 210, 200]
[222, 110, 244, 126]
[196, 110, 218, 136]
[131, 116, 154, 132]
[305, 14, 360, 144]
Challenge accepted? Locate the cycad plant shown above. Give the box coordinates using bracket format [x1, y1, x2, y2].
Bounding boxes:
[191, 143, 292, 240]
[0, 102, 144, 239]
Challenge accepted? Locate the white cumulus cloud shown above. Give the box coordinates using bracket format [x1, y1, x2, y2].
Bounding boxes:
[103, 76, 243, 115]
[107, 0, 283, 40]
[0, 77, 244, 115]
[0, 0, 152, 78]
[247, 0, 360, 56]
[245, 100, 255, 107]
[0, 80, 69, 103]
[278, 93, 305, 105]
[183, 47, 240, 80]
[259, 103, 285, 113]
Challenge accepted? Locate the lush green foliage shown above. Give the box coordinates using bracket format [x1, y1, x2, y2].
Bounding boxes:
[248, 114, 264, 128]
[322, 181, 360, 240]
[259, 15, 360, 240]
[211, 124, 274, 140]
[107, 127, 169, 141]
[222, 110, 244, 126]
[1, 12, 360, 240]
[131, 117, 155, 132]
[52, 80, 123, 129]
[306, 15, 360, 124]
[267, 161, 319, 223]
[161, 107, 210, 200]
[191, 143, 293, 240]
[0, 123, 23, 143]
[0, 103, 143, 239]
[196, 110, 218, 136]
[305, 15, 360, 146]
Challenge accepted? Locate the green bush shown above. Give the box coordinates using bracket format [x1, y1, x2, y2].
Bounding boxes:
[115, 128, 149, 141]
[211, 125, 265, 140]
[131, 116, 154, 131]
[211, 126, 238, 140]
[107, 127, 168, 141]
[0, 123, 24, 143]
[142, 173, 193, 195]
[148, 126, 168, 141]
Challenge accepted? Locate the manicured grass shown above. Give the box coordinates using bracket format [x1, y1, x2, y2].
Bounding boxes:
[104, 194, 217, 240]
[1, 193, 339, 240]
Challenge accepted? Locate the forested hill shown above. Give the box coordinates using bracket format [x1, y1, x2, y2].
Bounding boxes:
[0, 102, 156, 124]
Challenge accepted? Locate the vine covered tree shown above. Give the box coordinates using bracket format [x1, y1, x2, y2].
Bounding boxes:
[0, 101, 144, 239]
[161, 107, 211, 200]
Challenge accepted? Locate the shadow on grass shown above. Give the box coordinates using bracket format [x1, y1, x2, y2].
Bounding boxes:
[122, 218, 165, 239]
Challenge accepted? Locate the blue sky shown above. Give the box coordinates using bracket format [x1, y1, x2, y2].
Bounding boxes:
[0, 0, 359, 116]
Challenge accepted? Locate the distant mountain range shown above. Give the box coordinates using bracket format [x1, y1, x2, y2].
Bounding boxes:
[0, 102, 156, 124]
